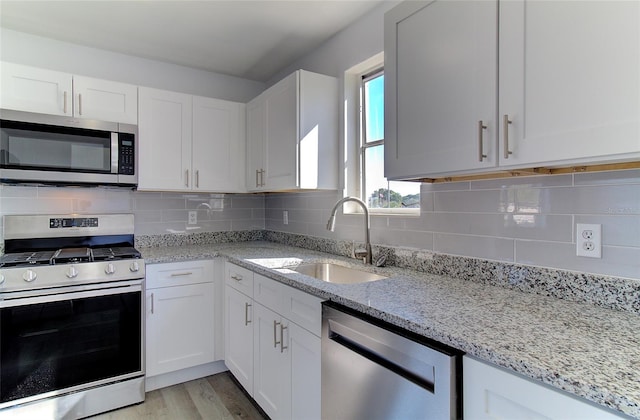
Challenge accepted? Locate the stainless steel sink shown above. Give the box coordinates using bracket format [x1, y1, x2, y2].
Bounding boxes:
[291, 262, 386, 284]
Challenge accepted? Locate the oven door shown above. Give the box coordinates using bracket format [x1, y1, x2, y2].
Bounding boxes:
[0, 281, 143, 409]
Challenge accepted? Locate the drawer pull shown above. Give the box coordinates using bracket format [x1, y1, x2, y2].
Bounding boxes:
[170, 272, 193, 277]
[231, 274, 243, 281]
[150, 292, 154, 314]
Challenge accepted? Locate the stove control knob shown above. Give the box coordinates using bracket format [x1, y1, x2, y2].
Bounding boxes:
[129, 261, 140, 272]
[23, 269, 37, 282]
[105, 263, 116, 275]
[66, 266, 79, 279]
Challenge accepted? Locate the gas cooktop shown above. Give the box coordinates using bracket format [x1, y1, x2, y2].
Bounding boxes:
[0, 246, 142, 268]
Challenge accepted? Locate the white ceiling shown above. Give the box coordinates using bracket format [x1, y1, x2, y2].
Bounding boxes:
[0, 0, 384, 82]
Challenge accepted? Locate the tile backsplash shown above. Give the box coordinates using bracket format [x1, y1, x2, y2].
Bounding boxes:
[265, 170, 640, 280]
[0, 186, 265, 244]
[1, 169, 638, 280]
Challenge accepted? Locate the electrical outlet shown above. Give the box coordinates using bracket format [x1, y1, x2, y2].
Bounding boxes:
[576, 223, 601, 258]
[283, 210, 289, 225]
[188, 210, 197, 225]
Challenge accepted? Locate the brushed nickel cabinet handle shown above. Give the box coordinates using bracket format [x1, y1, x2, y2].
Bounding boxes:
[280, 323, 288, 353]
[260, 169, 266, 187]
[170, 272, 193, 277]
[63, 91, 68, 114]
[245, 302, 252, 325]
[255, 169, 260, 188]
[230, 274, 243, 281]
[478, 120, 488, 162]
[195, 170, 200, 188]
[78, 93, 83, 115]
[274, 320, 281, 347]
[503, 114, 513, 159]
[150, 292, 154, 314]
[185, 170, 189, 187]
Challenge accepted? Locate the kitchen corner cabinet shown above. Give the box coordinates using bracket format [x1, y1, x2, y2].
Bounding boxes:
[0, 61, 138, 124]
[463, 356, 626, 419]
[246, 69, 338, 192]
[138, 87, 246, 192]
[225, 262, 322, 420]
[145, 260, 216, 378]
[384, 0, 640, 180]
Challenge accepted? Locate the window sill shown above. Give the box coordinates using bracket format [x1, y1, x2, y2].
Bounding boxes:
[345, 208, 420, 217]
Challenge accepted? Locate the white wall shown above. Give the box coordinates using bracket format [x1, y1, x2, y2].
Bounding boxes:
[0, 28, 264, 102]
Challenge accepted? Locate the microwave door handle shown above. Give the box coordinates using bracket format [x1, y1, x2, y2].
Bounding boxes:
[111, 133, 119, 174]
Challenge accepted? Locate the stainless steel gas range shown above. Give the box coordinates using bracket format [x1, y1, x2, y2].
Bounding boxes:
[0, 214, 145, 419]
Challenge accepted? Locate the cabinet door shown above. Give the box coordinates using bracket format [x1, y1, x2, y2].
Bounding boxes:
[246, 94, 266, 191]
[289, 322, 321, 420]
[138, 87, 192, 191]
[253, 303, 291, 420]
[146, 283, 215, 377]
[192, 96, 246, 192]
[499, 0, 640, 168]
[73, 76, 137, 124]
[0, 61, 72, 116]
[463, 356, 625, 419]
[298, 70, 339, 190]
[384, 0, 498, 179]
[263, 72, 298, 190]
[224, 285, 254, 395]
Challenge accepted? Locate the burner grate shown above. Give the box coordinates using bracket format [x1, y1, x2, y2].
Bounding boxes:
[91, 247, 141, 261]
[0, 251, 56, 267]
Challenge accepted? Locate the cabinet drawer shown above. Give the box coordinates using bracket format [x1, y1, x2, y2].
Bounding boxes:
[146, 260, 214, 289]
[226, 262, 254, 296]
[254, 273, 322, 337]
[254, 273, 282, 311]
[282, 286, 322, 337]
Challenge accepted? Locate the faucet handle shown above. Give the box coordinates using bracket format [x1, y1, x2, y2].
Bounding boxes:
[353, 247, 368, 263]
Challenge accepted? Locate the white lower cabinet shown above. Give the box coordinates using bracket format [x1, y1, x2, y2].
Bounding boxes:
[463, 356, 625, 419]
[225, 281, 254, 394]
[146, 260, 216, 378]
[253, 303, 291, 419]
[225, 262, 322, 420]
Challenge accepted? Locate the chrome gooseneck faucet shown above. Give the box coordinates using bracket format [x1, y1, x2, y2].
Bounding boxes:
[326, 197, 372, 265]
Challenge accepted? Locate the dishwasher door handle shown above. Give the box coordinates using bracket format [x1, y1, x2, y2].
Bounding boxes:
[328, 321, 435, 394]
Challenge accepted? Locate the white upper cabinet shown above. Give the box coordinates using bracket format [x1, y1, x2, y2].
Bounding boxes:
[72, 75, 138, 124]
[1, 61, 138, 124]
[385, 0, 498, 179]
[385, 0, 640, 180]
[193, 96, 246, 192]
[246, 70, 338, 192]
[138, 87, 192, 191]
[498, 0, 640, 168]
[138, 87, 246, 192]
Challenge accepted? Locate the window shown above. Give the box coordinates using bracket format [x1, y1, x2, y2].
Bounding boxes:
[360, 69, 420, 211]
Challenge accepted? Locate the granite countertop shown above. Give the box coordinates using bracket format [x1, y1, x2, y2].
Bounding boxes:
[140, 241, 640, 418]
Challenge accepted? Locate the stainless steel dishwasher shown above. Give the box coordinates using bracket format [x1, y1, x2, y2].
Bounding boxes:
[322, 302, 462, 420]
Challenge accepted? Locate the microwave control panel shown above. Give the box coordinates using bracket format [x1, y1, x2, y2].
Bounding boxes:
[118, 133, 135, 175]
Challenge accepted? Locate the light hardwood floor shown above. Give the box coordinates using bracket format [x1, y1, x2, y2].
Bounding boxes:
[91, 372, 267, 420]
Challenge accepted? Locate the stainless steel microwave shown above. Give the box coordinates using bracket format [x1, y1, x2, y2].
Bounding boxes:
[0, 109, 137, 187]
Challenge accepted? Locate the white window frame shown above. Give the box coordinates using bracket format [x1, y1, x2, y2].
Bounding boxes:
[354, 62, 420, 216]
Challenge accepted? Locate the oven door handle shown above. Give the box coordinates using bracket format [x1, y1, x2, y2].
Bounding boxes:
[0, 281, 142, 308]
